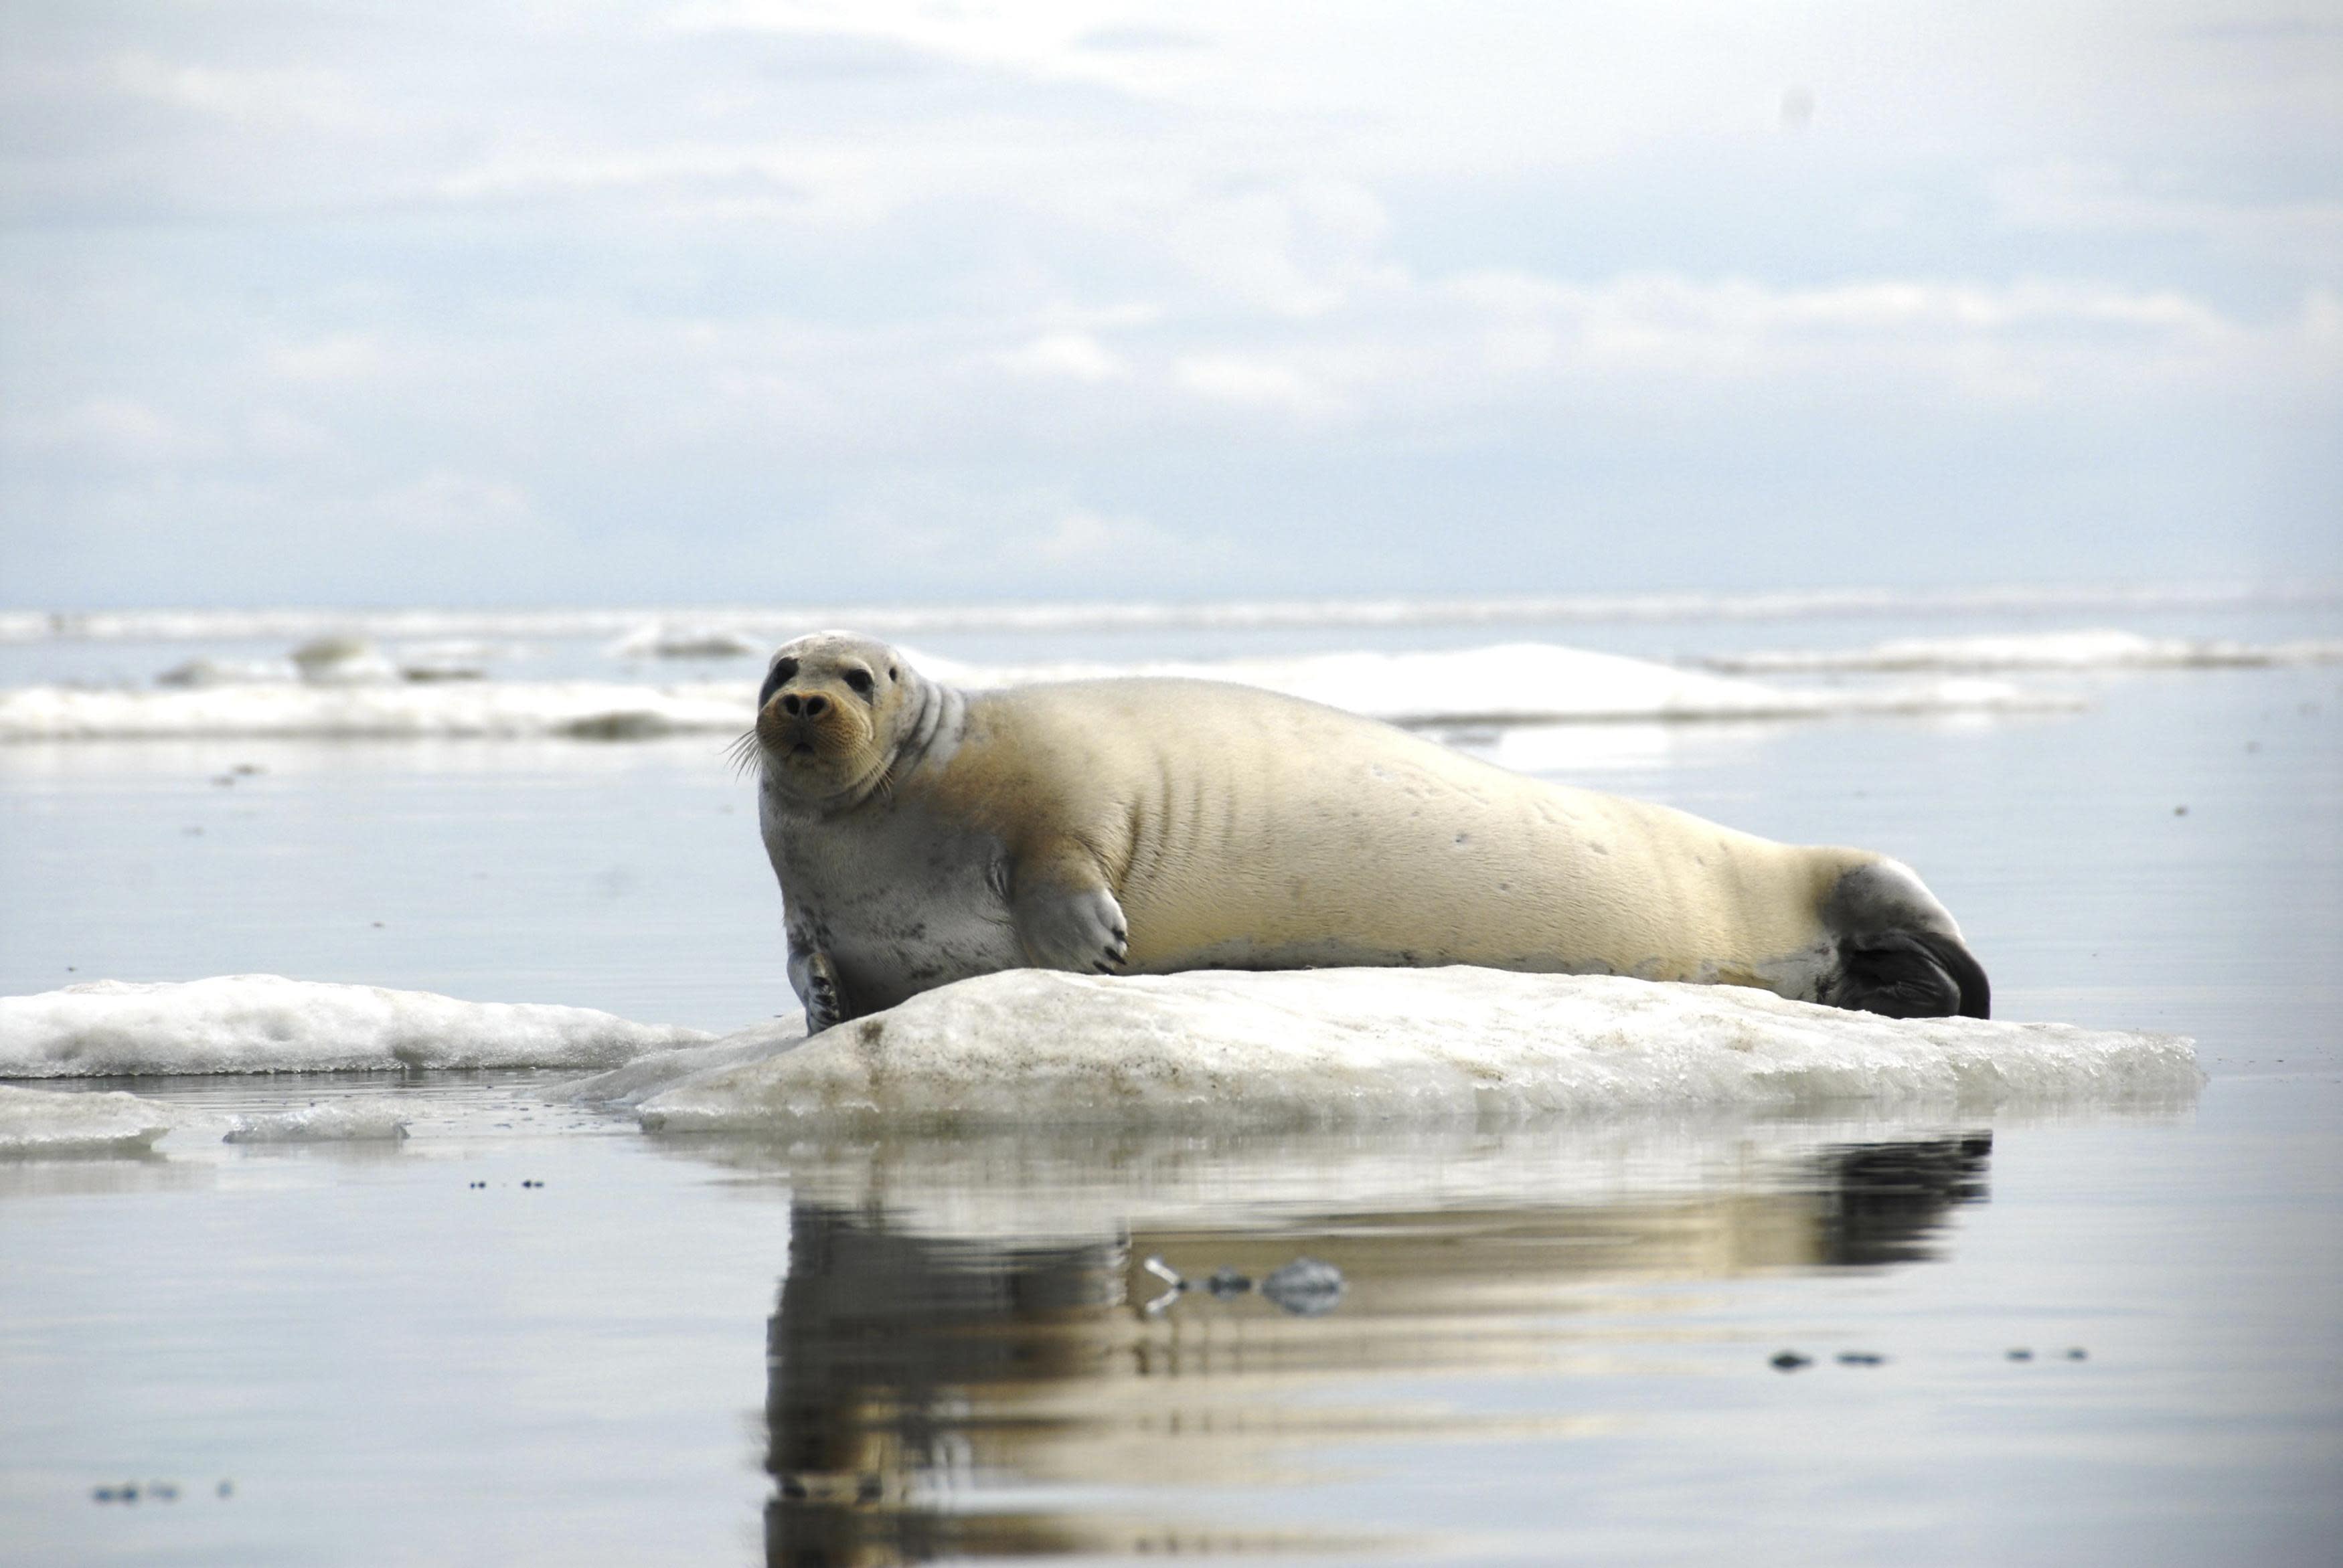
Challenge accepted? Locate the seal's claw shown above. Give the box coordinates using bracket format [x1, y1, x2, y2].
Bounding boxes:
[1016, 879, 1133, 976]
[798, 949, 848, 1033]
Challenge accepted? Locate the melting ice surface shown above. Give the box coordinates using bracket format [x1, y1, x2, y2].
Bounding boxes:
[221, 1100, 415, 1143]
[0, 639, 2069, 740]
[0, 1083, 174, 1155]
[0, 975, 710, 1077]
[595, 968, 2201, 1134]
[1, 969, 2196, 1128]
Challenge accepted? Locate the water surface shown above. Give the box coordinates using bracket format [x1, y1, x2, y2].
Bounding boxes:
[2, 607, 2338, 1564]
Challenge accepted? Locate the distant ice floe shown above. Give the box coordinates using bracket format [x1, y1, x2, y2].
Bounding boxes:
[0, 640, 2069, 741]
[633, 968, 2202, 1135]
[0, 1083, 175, 1155]
[153, 636, 497, 693]
[2, 583, 2330, 647]
[0, 679, 752, 742]
[0, 976, 710, 1077]
[1705, 629, 2343, 675]
[929, 643, 2074, 727]
[223, 1100, 413, 1143]
[609, 621, 765, 660]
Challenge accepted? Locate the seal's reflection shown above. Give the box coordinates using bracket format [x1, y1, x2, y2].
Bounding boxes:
[760, 1129, 1991, 1565]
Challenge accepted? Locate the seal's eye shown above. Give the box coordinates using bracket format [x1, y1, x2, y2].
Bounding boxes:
[888, 665, 899, 681]
[843, 668, 875, 698]
[758, 657, 799, 709]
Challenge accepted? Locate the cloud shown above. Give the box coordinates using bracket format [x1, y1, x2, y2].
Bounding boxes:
[1995, 163, 2343, 268]
[2, 1, 2336, 606]
[994, 331, 1127, 381]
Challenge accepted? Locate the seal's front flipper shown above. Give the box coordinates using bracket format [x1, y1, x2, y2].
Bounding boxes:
[1832, 931, 1991, 1020]
[1009, 851, 1131, 974]
[789, 944, 851, 1033]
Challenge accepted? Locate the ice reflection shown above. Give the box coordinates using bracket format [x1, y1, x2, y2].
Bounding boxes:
[744, 1122, 1994, 1563]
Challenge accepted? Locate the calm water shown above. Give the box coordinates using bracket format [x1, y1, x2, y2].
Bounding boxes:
[2, 611, 2339, 1565]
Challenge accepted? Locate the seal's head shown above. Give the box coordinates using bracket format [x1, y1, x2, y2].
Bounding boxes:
[752, 630, 919, 810]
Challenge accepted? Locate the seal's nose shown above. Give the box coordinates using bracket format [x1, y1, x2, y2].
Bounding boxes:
[779, 693, 830, 717]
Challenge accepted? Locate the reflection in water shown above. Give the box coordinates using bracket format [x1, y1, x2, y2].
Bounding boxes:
[754, 1128, 1993, 1564]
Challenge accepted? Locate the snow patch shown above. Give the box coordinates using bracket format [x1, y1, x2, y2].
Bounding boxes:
[635, 968, 2202, 1134]
[0, 976, 710, 1077]
[0, 1083, 175, 1155]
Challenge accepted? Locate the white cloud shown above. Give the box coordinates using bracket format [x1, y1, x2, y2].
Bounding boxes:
[1, 398, 204, 463]
[1995, 162, 2343, 268]
[1027, 507, 1172, 564]
[1172, 352, 1334, 416]
[110, 54, 384, 133]
[993, 331, 1126, 381]
[366, 471, 546, 538]
[267, 335, 396, 385]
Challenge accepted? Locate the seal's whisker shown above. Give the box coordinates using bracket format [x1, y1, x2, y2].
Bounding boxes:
[723, 729, 762, 779]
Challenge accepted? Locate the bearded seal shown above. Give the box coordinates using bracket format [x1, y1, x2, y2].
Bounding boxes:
[748, 630, 1990, 1033]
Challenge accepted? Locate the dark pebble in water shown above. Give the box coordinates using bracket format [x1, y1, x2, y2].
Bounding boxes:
[2065, 1347, 2089, 1361]
[1261, 1257, 1346, 1316]
[1836, 1353, 1886, 1366]
[2008, 1348, 2034, 1361]
[151, 1482, 178, 1502]
[217, 1481, 234, 1499]
[1771, 1351, 1811, 1371]
[2173, 805, 2188, 816]
[1204, 1266, 1252, 1298]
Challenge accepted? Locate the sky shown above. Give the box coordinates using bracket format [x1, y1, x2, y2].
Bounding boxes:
[1, 1, 2338, 608]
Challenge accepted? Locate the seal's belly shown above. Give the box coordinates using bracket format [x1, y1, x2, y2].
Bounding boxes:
[769, 807, 1021, 1013]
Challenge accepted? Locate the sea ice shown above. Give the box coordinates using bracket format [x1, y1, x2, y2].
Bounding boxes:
[0, 640, 2066, 740]
[0, 1083, 175, 1155]
[609, 621, 765, 659]
[0, 975, 710, 1077]
[222, 1100, 413, 1142]
[1706, 629, 2343, 674]
[554, 1023, 805, 1108]
[0, 679, 753, 741]
[925, 642, 2072, 725]
[633, 967, 2202, 1135]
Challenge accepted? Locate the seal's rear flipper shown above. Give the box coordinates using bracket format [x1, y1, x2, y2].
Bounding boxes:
[1834, 931, 1991, 1020]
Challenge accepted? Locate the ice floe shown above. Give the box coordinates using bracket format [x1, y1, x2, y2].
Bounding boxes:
[0, 640, 2069, 741]
[633, 968, 2203, 1135]
[609, 621, 766, 659]
[556, 1026, 805, 1108]
[2, 584, 2326, 647]
[0, 1083, 175, 1155]
[0, 976, 710, 1077]
[1706, 629, 2343, 674]
[0, 679, 752, 741]
[930, 644, 2073, 727]
[222, 1100, 413, 1142]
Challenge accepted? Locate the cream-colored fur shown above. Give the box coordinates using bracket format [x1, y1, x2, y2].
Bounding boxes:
[753, 632, 1976, 1028]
